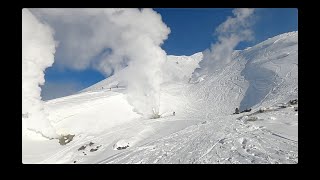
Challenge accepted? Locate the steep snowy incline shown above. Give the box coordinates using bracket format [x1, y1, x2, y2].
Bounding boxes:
[97, 31, 298, 164]
[186, 31, 297, 117]
[239, 31, 298, 110]
[163, 52, 203, 83]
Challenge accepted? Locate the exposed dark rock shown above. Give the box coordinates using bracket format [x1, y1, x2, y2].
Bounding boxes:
[116, 145, 129, 150]
[279, 105, 287, 108]
[90, 148, 98, 152]
[59, 134, 75, 145]
[78, 145, 86, 151]
[289, 99, 298, 105]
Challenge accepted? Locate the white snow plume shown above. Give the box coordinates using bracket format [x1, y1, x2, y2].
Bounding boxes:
[193, 8, 255, 78]
[31, 8, 170, 118]
[22, 9, 58, 139]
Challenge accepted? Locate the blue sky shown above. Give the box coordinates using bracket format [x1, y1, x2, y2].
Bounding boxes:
[41, 8, 298, 100]
[155, 8, 298, 55]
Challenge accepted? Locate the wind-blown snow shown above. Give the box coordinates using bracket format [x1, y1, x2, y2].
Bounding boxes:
[22, 31, 298, 164]
[81, 52, 203, 92]
[22, 9, 58, 139]
[30, 8, 171, 118]
[193, 8, 255, 78]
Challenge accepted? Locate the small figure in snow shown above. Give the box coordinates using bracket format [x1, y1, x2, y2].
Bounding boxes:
[235, 108, 239, 114]
[173, 111, 175, 116]
[110, 88, 111, 91]
[116, 85, 118, 88]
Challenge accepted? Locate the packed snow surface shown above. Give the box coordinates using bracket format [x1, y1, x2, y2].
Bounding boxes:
[22, 31, 298, 164]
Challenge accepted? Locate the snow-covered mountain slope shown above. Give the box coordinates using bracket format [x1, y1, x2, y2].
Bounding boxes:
[187, 31, 297, 116]
[22, 31, 298, 164]
[80, 52, 203, 92]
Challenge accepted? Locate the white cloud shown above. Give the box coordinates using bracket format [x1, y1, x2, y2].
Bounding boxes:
[22, 8, 59, 139]
[193, 8, 255, 77]
[30, 8, 171, 118]
[216, 8, 255, 36]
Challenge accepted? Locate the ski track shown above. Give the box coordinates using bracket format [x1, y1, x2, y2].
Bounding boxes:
[25, 31, 298, 164]
[99, 114, 297, 164]
[96, 32, 298, 164]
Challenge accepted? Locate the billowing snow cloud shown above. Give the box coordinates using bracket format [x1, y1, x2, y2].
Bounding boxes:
[30, 8, 171, 118]
[193, 8, 255, 78]
[22, 9, 58, 139]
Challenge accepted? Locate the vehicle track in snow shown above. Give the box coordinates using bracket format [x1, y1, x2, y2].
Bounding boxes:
[100, 110, 298, 164]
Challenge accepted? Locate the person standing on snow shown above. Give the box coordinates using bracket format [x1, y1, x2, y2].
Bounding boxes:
[173, 111, 175, 116]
